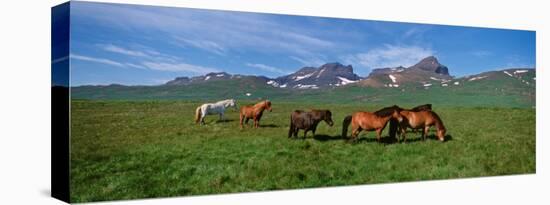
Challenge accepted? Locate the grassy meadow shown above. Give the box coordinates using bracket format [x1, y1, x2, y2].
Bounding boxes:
[69, 100, 535, 202]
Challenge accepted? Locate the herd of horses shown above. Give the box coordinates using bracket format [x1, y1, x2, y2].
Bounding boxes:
[194, 99, 446, 143]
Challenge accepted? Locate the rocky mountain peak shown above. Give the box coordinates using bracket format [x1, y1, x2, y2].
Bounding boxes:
[274, 62, 361, 89]
[410, 56, 449, 75]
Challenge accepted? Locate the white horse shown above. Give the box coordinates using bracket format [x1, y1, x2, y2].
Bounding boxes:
[194, 99, 237, 125]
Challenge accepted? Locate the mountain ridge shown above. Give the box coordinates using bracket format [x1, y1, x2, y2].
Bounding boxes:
[74, 56, 535, 99]
[163, 56, 454, 89]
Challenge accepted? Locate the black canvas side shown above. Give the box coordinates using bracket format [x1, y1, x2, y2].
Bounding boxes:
[51, 1, 70, 203]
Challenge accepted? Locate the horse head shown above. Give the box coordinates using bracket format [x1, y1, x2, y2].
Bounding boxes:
[323, 110, 334, 126]
[391, 105, 404, 122]
[227, 99, 238, 110]
[264, 100, 272, 112]
[437, 129, 446, 142]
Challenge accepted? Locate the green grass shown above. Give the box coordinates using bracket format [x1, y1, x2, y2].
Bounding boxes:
[70, 100, 535, 202]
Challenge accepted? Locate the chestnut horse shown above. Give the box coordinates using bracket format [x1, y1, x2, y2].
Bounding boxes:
[239, 100, 272, 128]
[389, 104, 432, 139]
[398, 109, 446, 142]
[342, 105, 403, 143]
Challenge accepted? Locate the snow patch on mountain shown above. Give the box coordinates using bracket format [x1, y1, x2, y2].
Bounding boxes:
[294, 84, 319, 89]
[514, 70, 528, 74]
[317, 68, 326, 78]
[267, 80, 279, 87]
[468, 76, 487, 81]
[388, 75, 397, 83]
[337, 76, 358, 85]
[294, 73, 314, 81]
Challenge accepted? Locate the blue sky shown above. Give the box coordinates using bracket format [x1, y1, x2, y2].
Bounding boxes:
[60, 1, 536, 86]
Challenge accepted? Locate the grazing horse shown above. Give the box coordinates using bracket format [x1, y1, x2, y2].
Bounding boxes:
[194, 99, 237, 125]
[389, 104, 432, 139]
[239, 100, 272, 128]
[288, 109, 334, 139]
[342, 105, 403, 143]
[410, 104, 432, 112]
[398, 110, 446, 142]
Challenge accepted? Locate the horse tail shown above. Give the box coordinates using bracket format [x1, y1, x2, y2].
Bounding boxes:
[389, 118, 398, 138]
[194, 106, 202, 124]
[342, 115, 352, 138]
[288, 114, 294, 138]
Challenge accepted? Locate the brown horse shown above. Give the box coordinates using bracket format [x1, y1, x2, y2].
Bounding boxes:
[288, 109, 334, 139]
[389, 104, 433, 139]
[239, 100, 272, 128]
[342, 105, 403, 143]
[398, 110, 446, 142]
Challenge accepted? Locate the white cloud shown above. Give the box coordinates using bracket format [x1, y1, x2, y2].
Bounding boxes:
[71, 54, 126, 67]
[101, 44, 148, 57]
[173, 36, 226, 56]
[71, 53, 219, 74]
[246, 63, 289, 74]
[290, 56, 325, 67]
[72, 2, 337, 60]
[342, 44, 434, 69]
[124, 63, 147, 69]
[142, 62, 219, 74]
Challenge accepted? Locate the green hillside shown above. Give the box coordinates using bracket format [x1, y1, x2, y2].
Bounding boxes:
[70, 69, 535, 108]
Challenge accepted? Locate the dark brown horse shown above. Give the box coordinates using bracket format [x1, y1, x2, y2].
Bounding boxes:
[239, 100, 272, 128]
[398, 109, 446, 142]
[388, 104, 432, 140]
[342, 105, 403, 143]
[288, 109, 334, 139]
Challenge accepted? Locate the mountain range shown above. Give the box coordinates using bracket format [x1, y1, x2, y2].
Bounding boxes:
[161, 56, 533, 90]
[71, 56, 536, 108]
[165, 62, 362, 89]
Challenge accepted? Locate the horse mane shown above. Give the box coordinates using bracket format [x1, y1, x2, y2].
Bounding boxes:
[309, 109, 329, 119]
[374, 105, 401, 117]
[429, 110, 446, 130]
[215, 99, 233, 104]
[254, 100, 270, 108]
[410, 104, 432, 112]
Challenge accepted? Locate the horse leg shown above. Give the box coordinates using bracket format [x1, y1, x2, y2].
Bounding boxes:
[423, 126, 430, 141]
[401, 126, 407, 143]
[255, 116, 262, 128]
[239, 114, 244, 129]
[351, 127, 361, 143]
[399, 125, 406, 143]
[376, 129, 382, 143]
[201, 111, 207, 125]
[303, 130, 308, 139]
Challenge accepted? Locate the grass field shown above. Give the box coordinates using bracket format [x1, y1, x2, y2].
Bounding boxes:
[70, 100, 535, 202]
